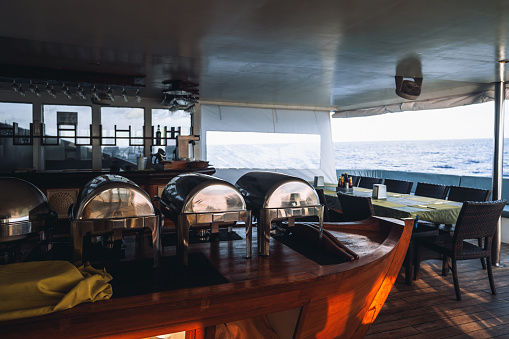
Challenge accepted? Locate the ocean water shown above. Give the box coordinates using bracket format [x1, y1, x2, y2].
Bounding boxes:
[335, 139, 509, 177]
[208, 138, 509, 177]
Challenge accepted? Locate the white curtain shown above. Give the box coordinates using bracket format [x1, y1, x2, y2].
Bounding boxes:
[200, 105, 336, 184]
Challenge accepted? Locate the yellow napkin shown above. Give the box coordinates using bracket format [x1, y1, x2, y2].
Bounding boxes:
[0, 261, 112, 321]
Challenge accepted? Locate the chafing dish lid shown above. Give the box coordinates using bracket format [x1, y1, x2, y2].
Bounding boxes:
[0, 177, 52, 224]
[161, 173, 246, 214]
[235, 171, 319, 209]
[73, 174, 155, 220]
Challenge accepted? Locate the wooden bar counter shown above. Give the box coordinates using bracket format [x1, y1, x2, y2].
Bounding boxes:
[0, 217, 413, 339]
[0, 167, 216, 224]
[1, 166, 216, 198]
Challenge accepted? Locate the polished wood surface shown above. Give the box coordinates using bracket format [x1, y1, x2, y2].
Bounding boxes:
[367, 243, 509, 338]
[1, 168, 215, 226]
[0, 217, 412, 338]
[1, 167, 215, 190]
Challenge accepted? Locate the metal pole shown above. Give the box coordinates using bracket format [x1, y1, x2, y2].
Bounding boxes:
[492, 81, 505, 266]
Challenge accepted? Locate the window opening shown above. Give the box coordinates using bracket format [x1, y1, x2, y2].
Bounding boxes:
[151, 109, 192, 161]
[206, 131, 320, 169]
[101, 107, 144, 170]
[0, 102, 33, 171]
[42, 105, 92, 170]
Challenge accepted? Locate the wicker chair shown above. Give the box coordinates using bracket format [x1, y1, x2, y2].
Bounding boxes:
[350, 175, 360, 187]
[414, 182, 449, 199]
[384, 178, 413, 194]
[316, 189, 343, 222]
[442, 185, 492, 236]
[447, 185, 491, 202]
[412, 182, 452, 236]
[404, 223, 440, 286]
[336, 192, 375, 222]
[357, 176, 383, 189]
[414, 200, 506, 300]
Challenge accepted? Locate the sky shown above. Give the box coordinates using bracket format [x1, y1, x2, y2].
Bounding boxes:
[331, 101, 501, 142]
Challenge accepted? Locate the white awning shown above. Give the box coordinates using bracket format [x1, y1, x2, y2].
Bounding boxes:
[332, 88, 509, 118]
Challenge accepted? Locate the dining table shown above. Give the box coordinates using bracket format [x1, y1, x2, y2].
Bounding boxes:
[321, 186, 462, 225]
[321, 185, 463, 285]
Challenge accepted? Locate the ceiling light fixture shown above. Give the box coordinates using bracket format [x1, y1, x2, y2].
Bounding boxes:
[161, 80, 199, 112]
[0, 64, 145, 104]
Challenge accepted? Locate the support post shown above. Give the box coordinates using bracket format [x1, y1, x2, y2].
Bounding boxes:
[492, 81, 505, 266]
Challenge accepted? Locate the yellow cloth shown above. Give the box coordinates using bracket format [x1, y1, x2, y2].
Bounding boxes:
[0, 261, 112, 321]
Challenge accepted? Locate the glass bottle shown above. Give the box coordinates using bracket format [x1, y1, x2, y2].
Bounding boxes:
[155, 125, 162, 145]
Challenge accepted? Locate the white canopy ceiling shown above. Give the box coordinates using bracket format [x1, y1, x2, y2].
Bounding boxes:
[0, 1, 508, 112]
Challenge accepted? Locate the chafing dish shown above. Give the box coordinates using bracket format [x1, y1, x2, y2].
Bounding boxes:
[69, 174, 161, 266]
[235, 171, 323, 256]
[158, 173, 251, 266]
[0, 177, 57, 263]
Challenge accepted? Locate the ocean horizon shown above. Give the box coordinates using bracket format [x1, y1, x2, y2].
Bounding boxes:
[334, 138, 509, 177]
[207, 138, 509, 177]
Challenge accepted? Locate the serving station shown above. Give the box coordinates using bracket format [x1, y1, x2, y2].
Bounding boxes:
[0, 171, 413, 339]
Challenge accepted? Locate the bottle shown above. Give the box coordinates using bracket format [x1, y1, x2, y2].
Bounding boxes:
[155, 125, 161, 145]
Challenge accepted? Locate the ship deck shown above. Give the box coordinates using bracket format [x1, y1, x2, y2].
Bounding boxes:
[367, 243, 509, 338]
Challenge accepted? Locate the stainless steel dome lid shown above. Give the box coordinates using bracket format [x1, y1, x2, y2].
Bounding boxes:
[73, 174, 155, 220]
[0, 177, 53, 224]
[235, 171, 319, 209]
[160, 173, 246, 215]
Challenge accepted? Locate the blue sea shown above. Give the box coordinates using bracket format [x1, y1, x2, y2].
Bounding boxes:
[208, 138, 509, 177]
[335, 139, 509, 177]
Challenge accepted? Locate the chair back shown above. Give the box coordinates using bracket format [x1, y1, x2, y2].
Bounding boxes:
[358, 176, 383, 189]
[350, 175, 360, 187]
[448, 186, 491, 202]
[414, 182, 449, 199]
[337, 192, 375, 221]
[384, 178, 413, 194]
[453, 200, 506, 244]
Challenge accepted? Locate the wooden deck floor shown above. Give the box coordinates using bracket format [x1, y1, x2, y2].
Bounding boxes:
[366, 243, 509, 338]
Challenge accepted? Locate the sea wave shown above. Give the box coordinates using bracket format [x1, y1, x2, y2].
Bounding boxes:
[334, 139, 509, 177]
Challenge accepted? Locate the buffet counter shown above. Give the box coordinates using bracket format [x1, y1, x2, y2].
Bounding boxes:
[0, 217, 413, 339]
[0, 167, 216, 220]
[1, 167, 216, 197]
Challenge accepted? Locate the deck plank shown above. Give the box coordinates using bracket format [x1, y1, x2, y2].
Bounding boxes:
[366, 243, 509, 338]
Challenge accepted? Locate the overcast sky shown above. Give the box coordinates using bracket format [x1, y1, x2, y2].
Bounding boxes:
[331, 101, 502, 142]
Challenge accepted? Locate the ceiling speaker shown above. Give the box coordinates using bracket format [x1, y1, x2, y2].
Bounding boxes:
[395, 76, 423, 100]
